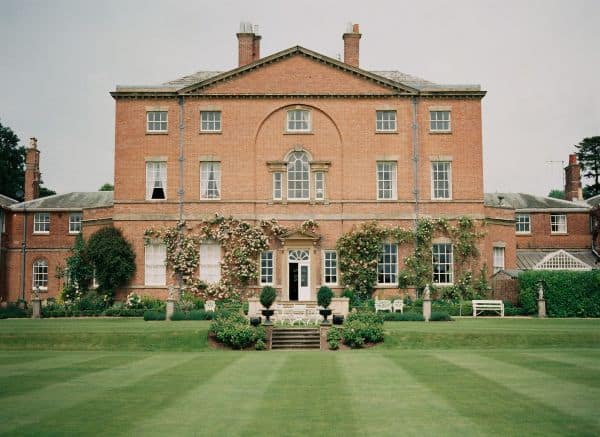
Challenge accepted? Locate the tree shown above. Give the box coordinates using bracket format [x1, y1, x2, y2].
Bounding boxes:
[548, 189, 565, 200]
[65, 234, 94, 290]
[39, 186, 56, 198]
[86, 227, 135, 298]
[99, 183, 114, 191]
[0, 120, 25, 200]
[575, 136, 600, 198]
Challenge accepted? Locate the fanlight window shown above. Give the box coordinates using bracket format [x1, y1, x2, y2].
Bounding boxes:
[287, 151, 310, 200]
[534, 250, 591, 271]
[288, 250, 309, 261]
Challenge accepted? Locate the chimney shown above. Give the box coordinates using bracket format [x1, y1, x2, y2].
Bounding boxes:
[342, 23, 361, 68]
[24, 137, 40, 201]
[564, 153, 583, 201]
[237, 22, 261, 67]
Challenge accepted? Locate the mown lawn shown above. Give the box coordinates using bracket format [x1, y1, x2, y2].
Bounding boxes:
[1, 318, 599, 436]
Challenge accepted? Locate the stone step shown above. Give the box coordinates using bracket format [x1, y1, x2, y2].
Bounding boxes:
[272, 335, 320, 341]
[271, 327, 321, 350]
[271, 343, 321, 350]
[272, 338, 320, 344]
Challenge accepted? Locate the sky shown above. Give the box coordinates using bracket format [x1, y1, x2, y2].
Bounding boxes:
[1, 0, 599, 196]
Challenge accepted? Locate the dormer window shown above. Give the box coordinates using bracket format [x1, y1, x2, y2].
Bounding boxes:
[286, 109, 311, 132]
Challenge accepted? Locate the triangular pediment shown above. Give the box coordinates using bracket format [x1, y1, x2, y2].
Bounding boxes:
[281, 228, 321, 242]
[180, 46, 418, 96]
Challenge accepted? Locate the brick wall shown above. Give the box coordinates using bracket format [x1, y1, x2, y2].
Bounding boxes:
[516, 212, 591, 249]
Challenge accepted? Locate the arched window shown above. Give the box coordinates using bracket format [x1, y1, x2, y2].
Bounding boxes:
[287, 151, 310, 200]
[33, 259, 48, 290]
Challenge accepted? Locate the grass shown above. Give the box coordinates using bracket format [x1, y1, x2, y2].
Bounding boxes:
[0, 318, 599, 435]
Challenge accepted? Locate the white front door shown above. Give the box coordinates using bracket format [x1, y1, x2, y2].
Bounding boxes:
[298, 261, 310, 301]
[289, 250, 311, 301]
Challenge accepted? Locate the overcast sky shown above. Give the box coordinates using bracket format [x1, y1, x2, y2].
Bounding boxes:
[1, 0, 599, 196]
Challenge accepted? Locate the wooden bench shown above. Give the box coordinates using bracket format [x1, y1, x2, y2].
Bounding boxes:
[472, 300, 504, 317]
[375, 300, 392, 313]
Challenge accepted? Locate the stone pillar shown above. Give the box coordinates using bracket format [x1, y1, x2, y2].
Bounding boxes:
[537, 299, 546, 318]
[166, 299, 175, 321]
[422, 284, 431, 322]
[265, 325, 273, 350]
[31, 297, 41, 319]
[320, 325, 330, 351]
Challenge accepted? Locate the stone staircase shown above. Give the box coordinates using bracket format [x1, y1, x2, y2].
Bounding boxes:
[271, 328, 320, 350]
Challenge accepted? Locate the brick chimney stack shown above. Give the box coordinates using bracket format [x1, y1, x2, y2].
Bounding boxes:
[343, 23, 361, 68]
[237, 22, 261, 67]
[564, 153, 583, 201]
[24, 137, 40, 201]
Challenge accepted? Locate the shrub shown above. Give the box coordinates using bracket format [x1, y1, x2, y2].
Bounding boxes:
[341, 310, 384, 348]
[104, 308, 145, 317]
[346, 310, 384, 325]
[429, 311, 452, 322]
[317, 286, 334, 308]
[179, 292, 204, 311]
[140, 295, 165, 311]
[125, 292, 142, 309]
[73, 291, 108, 312]
[382, 312, 425, 321]
[327, 327, 342, 350]
[255, 338, 266, 351]
[209, 312, 265, 349]
[0, 304, 30, 318]
[260, 286, 277, 309]
[519, 270, 600, 317]
[170, 311, 187, 321]
[143, 310, 166, 321]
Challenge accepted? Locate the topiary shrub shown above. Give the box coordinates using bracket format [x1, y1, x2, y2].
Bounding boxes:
[429, 311, 452, 322]
[260, 286, 277, 309]
[317, 286, 334, 308]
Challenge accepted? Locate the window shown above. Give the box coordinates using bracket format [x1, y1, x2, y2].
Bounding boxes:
[33, 259, 48, 290]
[273, 172, 282, 200]
[493, 247, 505, 274]
[200, 162, 221, 199]
[515, 213, 531, 234]
[260, 251, 274, 285]
[146, 111, 168, 132]
[34, 213, 50, 234]
[200, 111, 221, 132]
[323, 251, 338, 285]
[431, 161, 452, 200]
[287, 151, 310, 200]
[145, 243, 166, 286]
[286, 109, 311, 132]
[432, 243, 453, 284]
[376, 110, 397, 132]
[550, 214, 567, 234]
[377, 243, 397, 285]
[146, 161, 167, 200]
[315, 172, 325, 200]
[430, 110, 451, 132]
[199, 242, 221, 284]
[69, 213, 82, 234]
[377, 162, 397, 200]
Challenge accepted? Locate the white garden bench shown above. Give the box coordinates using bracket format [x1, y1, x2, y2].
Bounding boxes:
[392, 300, 404, 313]
[375, 299, 392, 313]
[472, 300, 504, 317]
[204, 300, 216, 312]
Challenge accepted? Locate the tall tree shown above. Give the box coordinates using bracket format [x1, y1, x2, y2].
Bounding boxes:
[0, 120, 25, 200]
[575, 136, 600, 198]
[548, 189, 565, 200]
[99, 183, 114, 191]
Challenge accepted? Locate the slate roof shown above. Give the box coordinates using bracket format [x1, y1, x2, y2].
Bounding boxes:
[484, 193, 590, 211]
[0, 194, 17, 208]
[516, 249, 599, 270]
[10, 192, 113, 211]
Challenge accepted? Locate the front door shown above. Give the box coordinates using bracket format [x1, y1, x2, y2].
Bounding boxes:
[288, 250, 310, 301]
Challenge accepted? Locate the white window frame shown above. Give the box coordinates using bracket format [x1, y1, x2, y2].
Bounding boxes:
[272, 172, 282, 201]
[145, 243, 166, 286]
[200, 161, 221, 200]
[200, 111, 221, 132]
[323, 250, 338, 286]
[493, 247, 505, 274]
[32, 259, 48, 290]
[199, 242, 221, 284]
[377, 243, 398, 285]
[376, 161, 397, 200]
[550, 214, 567, 234]
[431, 161, 452, 200]
[429, 110, 451, 132]
[315, 171, 325, 201]
[286, 109, 311, 132]
[69, 213, 83, 234]
[146, 161, 167, 200]
[146, 111, 168, 133]
[376, 110, 397, 132]
[432, 243, 453, 285]
[33, 212, 50, 234]
[287, 151, 310, 200]
[515, 213, 531, 234]
[259, 251, 274, 285]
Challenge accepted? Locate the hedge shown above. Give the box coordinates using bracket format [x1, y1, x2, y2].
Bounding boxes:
[519, 270, 600, 317]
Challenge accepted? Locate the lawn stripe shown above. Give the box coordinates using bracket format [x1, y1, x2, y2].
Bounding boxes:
[126, 352, 285, 436]
[13, 352, 241, 436]
[482, 350, 600, 389]
[0, 353, 194, 435]
[340, 351, 484, 436]
[397, 351, 596, 436]
[0, 354, 139, 398]
[0, 352, 53, 366]
[524, 350, 600, 371]
[0, 351, 109, 377]
[437, 351, 600, 432]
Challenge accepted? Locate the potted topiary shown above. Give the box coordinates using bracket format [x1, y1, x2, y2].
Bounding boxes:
[260, 286, 277, 325]
[317, 286, 334, 324]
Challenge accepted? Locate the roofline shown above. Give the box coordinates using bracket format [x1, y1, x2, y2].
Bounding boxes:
[10, 206, 85, 212]
[515, 208, 591, 213]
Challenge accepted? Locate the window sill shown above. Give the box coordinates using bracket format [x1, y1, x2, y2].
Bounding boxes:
[283, 131, 313, 135]
[550, 232, 568, 235]
[146, 198, 168, 202]
[33, 232, 50, 235]
[69, 231, 81, 235]
[516, 232, 531, 235]
[199, 131, 222, 134]
[429, 130, 452, 135]
[433, 283, 454, 287]
[146, 131, 169, 135]
[143, 284, 167, 288]
[375, 131, 398, 134]
[200, 198, 221, 201]
[376, 198, 398, 202]
[431, 198, 453, 202]
[376, 284, 398, 288]
[32, 287, 48, 291]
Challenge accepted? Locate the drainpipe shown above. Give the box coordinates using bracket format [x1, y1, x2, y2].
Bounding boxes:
[177, 96, 185, 290]
[20, 205, 27, 302]
[411, 96, 420, 227]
